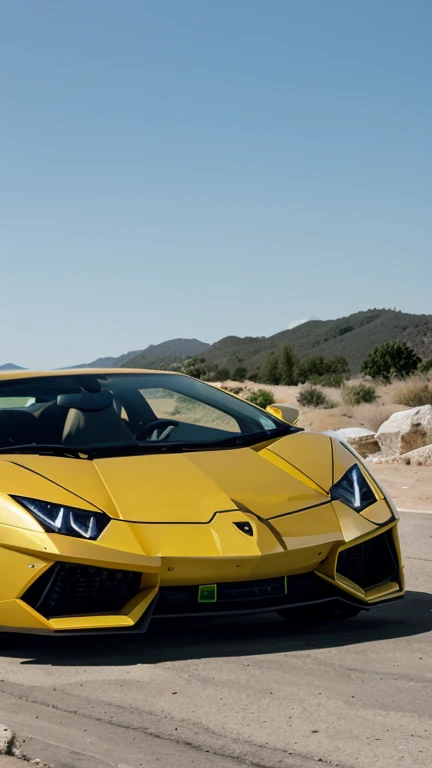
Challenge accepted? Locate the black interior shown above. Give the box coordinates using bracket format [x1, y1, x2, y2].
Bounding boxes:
[0, 372, 294, 451]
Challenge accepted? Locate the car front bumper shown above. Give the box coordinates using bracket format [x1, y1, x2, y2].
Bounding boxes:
[0, 503, 404, 634]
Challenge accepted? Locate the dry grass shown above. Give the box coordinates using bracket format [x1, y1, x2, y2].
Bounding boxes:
[391, 377, 432, 407]
[213, 375, 427, 434]
[216, 380, 344, 407]
[297, 403, 410, 433]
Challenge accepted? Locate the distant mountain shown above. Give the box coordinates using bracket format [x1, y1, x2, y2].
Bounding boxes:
[201, 309, 432, 374]
[6, 310, 432, 377]
[0, 363, 25, 371]
[69, 350, 142, 369]
[122, 338, 210, 369]
[79, 338, 210, 370]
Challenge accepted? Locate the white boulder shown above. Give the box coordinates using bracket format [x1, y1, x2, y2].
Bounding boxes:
[376, 405, 432, 457]
[326, 427, 380, 458]
[400, 444, 432, 466]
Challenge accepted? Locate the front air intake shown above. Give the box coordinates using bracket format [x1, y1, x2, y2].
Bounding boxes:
[22, 563, 142, 618]
[336, 530, 399, 590]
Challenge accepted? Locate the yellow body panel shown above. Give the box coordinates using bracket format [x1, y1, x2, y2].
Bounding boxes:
[188, 446, 328, 518]
[0, 371, 404, 633]
[266, 431, 334, 492]
[6, 455, 120, 517]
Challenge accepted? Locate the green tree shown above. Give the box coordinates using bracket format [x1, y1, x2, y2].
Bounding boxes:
[296, 355, 349, 384]
[182, 356, 207, 379]
[232, 366, 248, 382]
[248, 370, 260, 382]
[296, 356, 327, 383]
[330, 356, 350, 375]
[361, 341, 422, 382]
[265, 353, 281, 385]
[215, 366, 231, 381]
[280, 346, 297, 385]
[419, 359, 432, 375]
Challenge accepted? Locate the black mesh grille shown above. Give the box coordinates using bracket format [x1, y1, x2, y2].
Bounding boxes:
[337, 530, 398, 590]
[22, 563, 142, 619]
[155, 573, 333, 616]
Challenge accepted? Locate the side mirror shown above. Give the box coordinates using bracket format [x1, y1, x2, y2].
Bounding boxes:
[266, 403, 300, 425]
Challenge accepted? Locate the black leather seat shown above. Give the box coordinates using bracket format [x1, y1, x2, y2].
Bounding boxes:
[32, 401, 69, 445]
[0, 410, 42, 448]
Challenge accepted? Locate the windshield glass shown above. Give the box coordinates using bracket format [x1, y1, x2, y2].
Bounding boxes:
[0, 373, 294, 455]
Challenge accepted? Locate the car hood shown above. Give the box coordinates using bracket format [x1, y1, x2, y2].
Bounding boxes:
[1, 433, 334, 523]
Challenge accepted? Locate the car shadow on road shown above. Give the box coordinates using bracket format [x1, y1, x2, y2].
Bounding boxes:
[3, 589, 431, 667]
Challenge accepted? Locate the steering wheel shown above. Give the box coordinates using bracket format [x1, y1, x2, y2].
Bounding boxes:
[135, 419, 180, 442]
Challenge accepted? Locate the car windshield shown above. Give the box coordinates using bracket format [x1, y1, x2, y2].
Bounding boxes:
[0, 373, 295, 456]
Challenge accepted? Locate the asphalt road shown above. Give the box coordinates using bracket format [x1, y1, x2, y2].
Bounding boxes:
[0, 508, 430, 768]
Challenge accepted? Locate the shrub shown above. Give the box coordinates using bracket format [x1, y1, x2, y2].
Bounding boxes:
[419, 359, 432, 375]
[342, 383, 378, 405]
[297, 385, 334, 409]
[182, 356, 207, 379]
[247, 389, 275, 409]
[394, 380, 432, 407]
[361, 341, 421, 382]
[309, 373, 346, 388]
[215, 367, 231, 381]
[201, 370, 219, 382]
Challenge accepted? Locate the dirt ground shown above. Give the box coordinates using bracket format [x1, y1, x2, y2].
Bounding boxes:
[371, 463, 432, 511]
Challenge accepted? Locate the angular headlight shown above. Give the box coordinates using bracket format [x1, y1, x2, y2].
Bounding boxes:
[330, 465, 376, 513]
[13, 496, 110, 540]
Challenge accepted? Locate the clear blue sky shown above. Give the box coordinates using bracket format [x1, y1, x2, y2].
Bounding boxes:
[1, 0, 431, 369]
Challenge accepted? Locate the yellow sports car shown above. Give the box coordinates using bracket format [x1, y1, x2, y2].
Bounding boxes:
[0, 369, 403, 635]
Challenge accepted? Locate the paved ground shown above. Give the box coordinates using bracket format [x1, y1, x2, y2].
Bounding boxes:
[0, 466, 430, 768]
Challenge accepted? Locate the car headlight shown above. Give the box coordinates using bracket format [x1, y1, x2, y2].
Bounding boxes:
[13, 496, 110, 540]
[330, 464, 376, 513]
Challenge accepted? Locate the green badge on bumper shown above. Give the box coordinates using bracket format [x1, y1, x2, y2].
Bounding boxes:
[198, 584, 217, 603]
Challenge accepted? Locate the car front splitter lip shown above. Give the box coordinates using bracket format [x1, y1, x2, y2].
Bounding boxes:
[0, 593, 373, 636]
[0, 593, 405, 636]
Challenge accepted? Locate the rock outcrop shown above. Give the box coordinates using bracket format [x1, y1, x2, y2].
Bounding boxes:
[328, 427, 380, 458]
[375, 405, 432, 458]
[399, 444, 432, 466]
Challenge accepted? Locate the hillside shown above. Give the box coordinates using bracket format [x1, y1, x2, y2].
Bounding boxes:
[122, 338, 210, 369]
[70, 350, 142, 369]
[202, 310, 432, 374]
[76, 339, 208, 370]
[4, 310, 432, 375]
